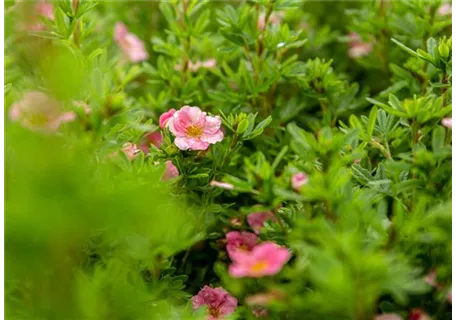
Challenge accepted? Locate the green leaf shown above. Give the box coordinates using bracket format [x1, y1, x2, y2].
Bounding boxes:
[432, 126, 446, 153]
[367, 106, 378, 139]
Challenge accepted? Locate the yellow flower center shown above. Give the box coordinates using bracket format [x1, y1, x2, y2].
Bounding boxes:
[251, 261, 268, 273]
[186, 125, 203, 138]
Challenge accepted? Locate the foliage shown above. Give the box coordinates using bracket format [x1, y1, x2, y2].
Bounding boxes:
[5, 0, 452, 319]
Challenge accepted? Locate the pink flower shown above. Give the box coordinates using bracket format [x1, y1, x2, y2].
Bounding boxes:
[257, 11, 284, 31]
[442, 117, 452, 129]
[374, 314, 403, 320]
[247, 212, 276, 234]
[192, 286, 237, 320]
[162, 160, 179, 180]
[9, 91, 76, 132]
[36, 1, 54, 20]
[229, 242, 290, 278]
[424, 270, 440, 288]
[121, 142, 140, 160]
[348, 32, 373, 58]
[114, 22, 149, 63]
[226, 231, 258, 260]
[138, 131, 163, 153]
[210, 180, 234, 190]
[448, 288, 452, 304]
[438, 3, 452, 16]
[167, 106, 224, 151]
[159, 109, 176, 129]
[291, 172, 308, 191]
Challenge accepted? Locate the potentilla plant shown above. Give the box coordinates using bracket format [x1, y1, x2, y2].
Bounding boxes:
[4, 0, 452, 320]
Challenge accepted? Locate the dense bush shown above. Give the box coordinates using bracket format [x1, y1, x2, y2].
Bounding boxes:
[5, 1, 452, 319]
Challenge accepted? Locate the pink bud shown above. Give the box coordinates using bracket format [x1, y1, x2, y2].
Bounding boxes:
[162, 161, 179, 181]
[442, 117, 452, 129]
[159, 109, 176, 129]
[121, 142, 140, 161]
[291, 172, 308, 191]
[438, 3, 452, 16]
[114, 22, 148, 63]
[247, 212, 276, 234]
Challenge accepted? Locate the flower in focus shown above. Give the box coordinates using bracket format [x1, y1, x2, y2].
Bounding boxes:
[162, 160, 179, 181]
[438, 3, 452, 16]
[167, 106, 224, 151]
[229, 242, 290, 278]
[210, 180, 234, 190]
[347, 32, 373, 58]
[247, 212, 276, 234]
[374, 314, 403, 320]
[192, 285, 237, 320]
[9, 91, 76, 132]
[226, 231, 258, 260]
[121, 142, 140, 161]
[114, 22, 149, 62]
[291, 172, 308, 191]
[442, 117, 452, 129]
[159, 109, 176, 129]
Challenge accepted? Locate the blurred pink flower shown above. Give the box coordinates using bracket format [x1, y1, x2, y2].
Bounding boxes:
[374, 314, 403, 320]
[138, 131, 163, 153]
[348, 32, 373, 58]
[247, 212, 276, 234]
[291, 172, 308, 191]
[9, 91, 76, 132]
[162, 160, 179, 181]
[121, 142, 140, 161]
[442, 117, 452, 129]
[210, 181, 234, 190]
[424, 270, 440, 289]
[192, 285, 237, 320]
[229, 242, 290, 278]
[257, 11, 284, 31]
[114, 22, 149, 63]
[36, 1, 54, 20]
[226, 231, 258, 260]
[438, 3, 452, 16]
[159, 109, 176, 129]
[448, 288, 452, 304]
[168, 106, 224, 150]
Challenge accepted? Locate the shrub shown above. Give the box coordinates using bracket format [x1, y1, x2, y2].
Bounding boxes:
[5, 1, 452, 319]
